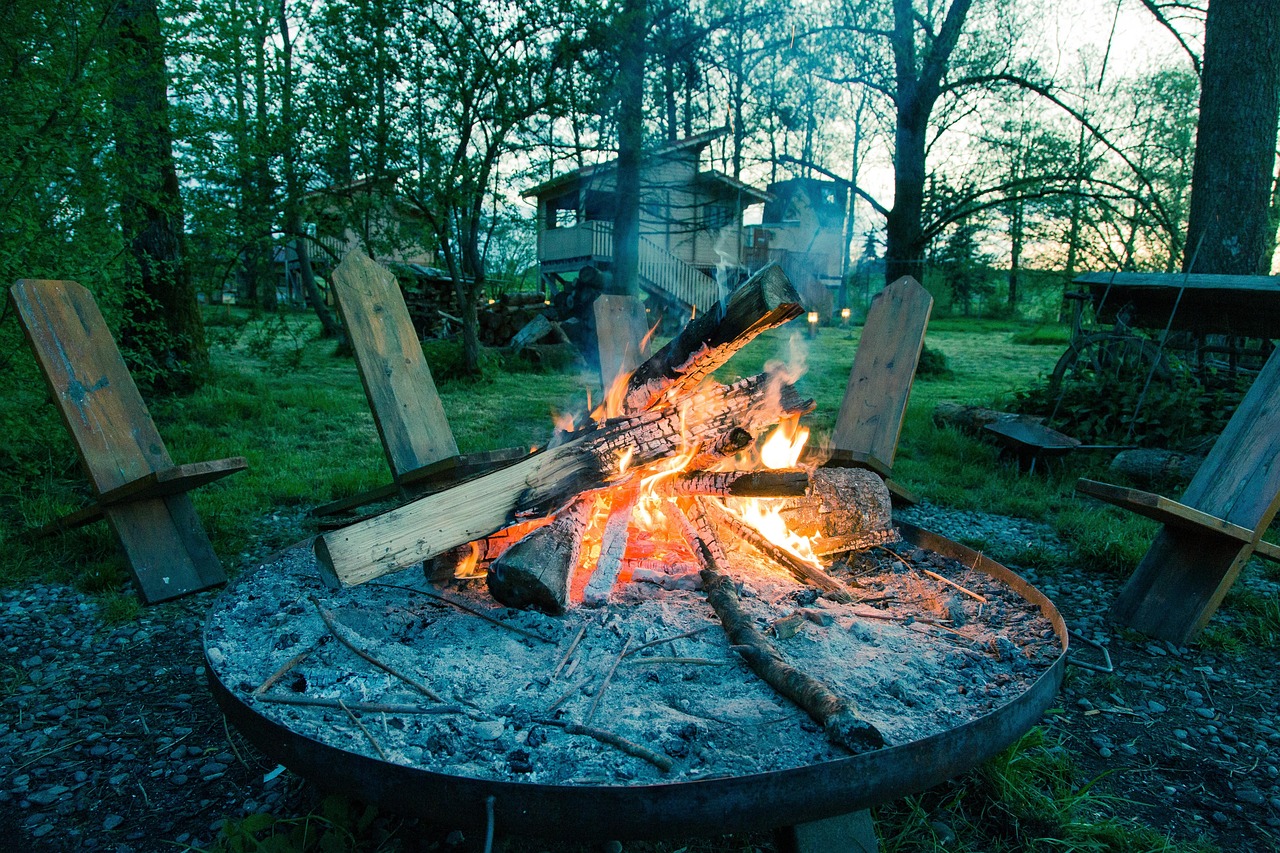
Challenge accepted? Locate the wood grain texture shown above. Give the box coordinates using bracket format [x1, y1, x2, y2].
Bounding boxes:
[1107, 526, 1252, 646]
[315, 373, 813, 587]
[1075, 479, 1254, 542]
[330, 250, 459, 481]
[11, 279, 172, 493]
[10, 279, 234, 602]
[593, 294, 650, 395]
[831, 276, 933, 470]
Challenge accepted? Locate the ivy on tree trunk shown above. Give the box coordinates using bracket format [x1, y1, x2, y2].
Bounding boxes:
[110, 0, 207, 391]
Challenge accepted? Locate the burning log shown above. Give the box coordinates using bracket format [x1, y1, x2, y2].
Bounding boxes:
[695, 497, 858, 603]
[776, 467, 899, 556]
[316, 372, 813, 588]
[428, 518, 550, 581]
[486, 496, 594, 615]
[582, 482, 642, 606]
[672, 504, 886, 755]
[622, 264, 802, 414]
[665, 469, 810, 498]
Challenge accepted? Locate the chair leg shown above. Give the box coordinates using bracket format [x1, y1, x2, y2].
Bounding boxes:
[775, 809, 879, 853]
[1109, 525, 1252, 645]
[105, 494, 227, 604]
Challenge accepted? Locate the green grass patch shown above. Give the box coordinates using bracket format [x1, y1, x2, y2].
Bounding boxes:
[1010, 324, 1072, 346]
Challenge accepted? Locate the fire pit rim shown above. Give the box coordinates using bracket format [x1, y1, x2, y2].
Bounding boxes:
[204, 521, 1068, 840]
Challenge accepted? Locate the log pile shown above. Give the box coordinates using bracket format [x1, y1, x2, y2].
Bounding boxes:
[316, 263, 900, 755]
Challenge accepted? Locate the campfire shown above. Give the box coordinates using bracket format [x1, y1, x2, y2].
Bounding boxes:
[202, 266, 1065, 839]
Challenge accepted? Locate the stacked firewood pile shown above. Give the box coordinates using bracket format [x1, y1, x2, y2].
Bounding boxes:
[317, 264, 902, 754]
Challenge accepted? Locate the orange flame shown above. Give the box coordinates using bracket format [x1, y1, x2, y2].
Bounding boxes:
[760, 417, 809, 469]
[452, 540, 482, 578]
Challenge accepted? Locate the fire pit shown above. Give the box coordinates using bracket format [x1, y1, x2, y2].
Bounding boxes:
[205, 266, 1067, 841]
[205, 522, 1065, 841]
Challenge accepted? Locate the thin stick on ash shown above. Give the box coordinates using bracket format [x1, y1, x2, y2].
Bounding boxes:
[254, 694, 467, 715]
[369, 582, 555, 644]
[920, 568, 988, 604]
[584, 636, 631, 725]
[667, 500, 886, 755]
[338, 697, 389, 761]
[308, 595, 444, 702]
[531, 716, 673, 773]
[552, 625, 587, 680]
[623, 626, 714, 658]
[544, 675, 594, 715]
[253, 638, 322, 695]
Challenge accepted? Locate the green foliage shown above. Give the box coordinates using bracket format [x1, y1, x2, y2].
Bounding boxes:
[1199, 587, 1280, 651]
[1016, 367, 1248, 450]
[879, 727, 1212, 852]
[421, 339, 502, 382]
[915, 344, 953, 379]
[202, 795, 387, 853]
[1054, 505, 1154, 578]
[98, 591, 142, 624]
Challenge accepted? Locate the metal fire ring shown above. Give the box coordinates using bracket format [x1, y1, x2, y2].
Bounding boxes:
[205, 521, 1068, 841]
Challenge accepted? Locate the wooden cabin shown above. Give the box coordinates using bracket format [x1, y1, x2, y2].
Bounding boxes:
[524, 128, 770, 314]
[745, 178, 849, 318]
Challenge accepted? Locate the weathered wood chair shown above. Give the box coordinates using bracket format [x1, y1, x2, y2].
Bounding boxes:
[312, 250, 526, 518]
[824, 276, 934, 505]
[593, 293, 650, 396]
[1076, 347, 1280, 644]
[10, 279, 246, 603]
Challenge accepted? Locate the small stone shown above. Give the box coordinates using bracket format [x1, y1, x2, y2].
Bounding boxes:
[103, 815, 124, 831]
[445, 830, 465, 846]
[1194, 707, 1216, 720]
[1173, 729, 1189, 740]
[1144, 643, 1167, 657]
[1098, 746, 1112, 758]
[31, 824, 54, 838]
[199, 762, 228, 778]
[602, 842, 623, 853]
[1236, 789, 1265, 806]
[1146, 700, 1167, 714]
[1211, 811, 1229, 825]
[928, 820, 957, 845]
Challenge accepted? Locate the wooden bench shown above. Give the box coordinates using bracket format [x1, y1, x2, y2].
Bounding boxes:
[312, 250, 526, 518]
[824, 276, 933, 505]
[1076, 347, 1280, 644]
[10, 279, 245, 603]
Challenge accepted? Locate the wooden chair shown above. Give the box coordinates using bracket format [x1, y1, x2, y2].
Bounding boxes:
[10, 279, 245, 603]
[1076, 347, 1280, 644]
[312, 250, 525, 518]
[824, 276, 934, 505]
[593, 293, 650, 396]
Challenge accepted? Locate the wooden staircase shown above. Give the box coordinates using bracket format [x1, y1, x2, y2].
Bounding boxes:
[636, 234, 721, 314]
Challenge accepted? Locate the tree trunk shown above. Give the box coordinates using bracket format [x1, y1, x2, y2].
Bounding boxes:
[110, 0, 207, 391]
[1183, 0, 1280, 275]
[611, 0, 646, 298]
[278, 1, 342, 340]
[1008, 200, 1024, 310]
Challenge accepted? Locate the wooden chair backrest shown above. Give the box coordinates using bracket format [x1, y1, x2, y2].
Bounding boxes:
[10, 279, 173, 495]
[1181, 347, 1280, 533]
[593, 294, 650, 397]
[330, 250, 459, 482]
[830, 276, 933, 470]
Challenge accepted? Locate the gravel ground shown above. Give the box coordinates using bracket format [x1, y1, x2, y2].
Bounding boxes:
[2, 505, 1278, 851]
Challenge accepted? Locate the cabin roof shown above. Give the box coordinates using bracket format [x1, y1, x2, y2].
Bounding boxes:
[522, 127, 738, 199]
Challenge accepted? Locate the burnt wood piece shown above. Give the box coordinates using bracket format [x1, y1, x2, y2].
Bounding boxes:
[10, 279, 243, 603]
[582, 482, 642, 606]
[316, 372, 814, 588]
[1077, 347, 1280, 644]
[666, 469, 810, 498]
[775, 468, 898, 557]
[686, 427, 754, 470]
[829, 276, 932, 505]
[427, 518, 551, 581]
[486, 497, 594, 615]
[696, 498, 858, 604]
[676, 502, 886, 755]
[622, 264, 802, 414]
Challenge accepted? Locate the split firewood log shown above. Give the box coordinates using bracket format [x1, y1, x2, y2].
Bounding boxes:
[316, 371, 814, 588]
[770, 467, 899, 556]
[622, 264, 802, 415]
[485, 496, 594, 615]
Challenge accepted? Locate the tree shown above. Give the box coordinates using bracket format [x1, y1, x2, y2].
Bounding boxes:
[1182, 0, 1280, 274]
[109, 0, 207, 389]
